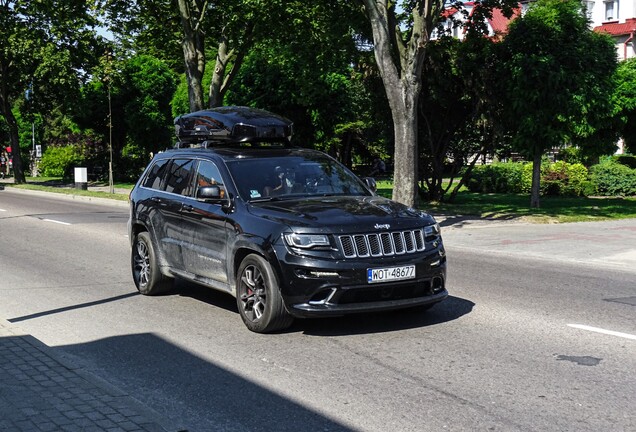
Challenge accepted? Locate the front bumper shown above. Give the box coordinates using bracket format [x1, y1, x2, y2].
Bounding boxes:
[273, 244, 448, 318]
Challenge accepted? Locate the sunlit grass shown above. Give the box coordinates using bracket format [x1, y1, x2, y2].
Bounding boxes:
[6, 177, 636, 222]
[376, 180, 636, 223]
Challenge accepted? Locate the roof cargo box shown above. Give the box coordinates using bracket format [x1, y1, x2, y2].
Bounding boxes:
[174, 106, 293, 145]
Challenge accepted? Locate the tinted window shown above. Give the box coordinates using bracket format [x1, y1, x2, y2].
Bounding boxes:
[226, 153, 370, 201]
[164, 159, 196, 196]
[142, 159, 169, 190]
[195, 160, 226, 198]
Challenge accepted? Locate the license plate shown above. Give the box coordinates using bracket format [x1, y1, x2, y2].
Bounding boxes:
[367, 265, 415, 283]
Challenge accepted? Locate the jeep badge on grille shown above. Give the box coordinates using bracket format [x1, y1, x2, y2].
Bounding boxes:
[374, 224, 390, 230]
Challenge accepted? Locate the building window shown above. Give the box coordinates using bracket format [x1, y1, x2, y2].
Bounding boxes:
[584, 1, 595, 19]
[605, 0, 618, 21]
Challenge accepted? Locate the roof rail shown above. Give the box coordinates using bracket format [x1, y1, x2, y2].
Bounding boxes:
[174, 106, 293, 146]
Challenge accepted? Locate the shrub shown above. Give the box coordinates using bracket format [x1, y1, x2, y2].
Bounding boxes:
[467, 160, 589, 196]
[542, 161, 588, 196]
[520, 162, 534, 193]
[613, 154, 636, 169]
[39, 146, 83, 178]
[590, 159, 636, 196]
[466, 163, 524, 193]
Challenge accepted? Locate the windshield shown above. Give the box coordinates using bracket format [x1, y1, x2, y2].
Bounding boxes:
[226, 152, 372, 202]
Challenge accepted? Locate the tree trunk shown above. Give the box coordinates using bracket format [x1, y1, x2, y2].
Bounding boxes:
[362, 0, 427, 208]
[390, 88, 419, 206]
[177, 0, 205, 112]
[209, 37, 228, 108]
[209, 24, 252, 108]
[531, 150, 542, 208]
[0, 87, 25, 183]
[5, 111, 26, 184]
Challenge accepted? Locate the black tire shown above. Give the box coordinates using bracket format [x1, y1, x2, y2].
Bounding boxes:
[236, 254, 293, 333]
[131, 231, 172, 295]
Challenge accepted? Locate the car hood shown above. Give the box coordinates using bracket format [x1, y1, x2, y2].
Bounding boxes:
[247, 195, 436, 232]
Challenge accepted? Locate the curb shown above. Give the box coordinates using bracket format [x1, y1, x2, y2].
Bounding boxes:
[0, 185, 129, 208]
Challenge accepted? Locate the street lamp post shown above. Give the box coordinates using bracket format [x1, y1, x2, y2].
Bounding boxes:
[105, 50, 114, 194]
[108, 80, 113, 194]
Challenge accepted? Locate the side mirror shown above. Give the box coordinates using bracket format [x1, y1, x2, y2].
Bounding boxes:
[197, 185, 223, 201]
[363, 177, 377, 193]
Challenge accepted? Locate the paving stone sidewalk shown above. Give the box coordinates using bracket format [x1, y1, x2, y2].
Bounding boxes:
[0, 319, 175, 432]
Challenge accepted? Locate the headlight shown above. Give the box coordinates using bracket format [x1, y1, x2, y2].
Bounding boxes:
[424, 222, 441, 237]
[284, 233, 331, 249]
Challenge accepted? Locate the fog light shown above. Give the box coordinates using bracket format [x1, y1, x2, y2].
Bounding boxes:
[432, 276, 444, 293]
[294, 269, 340, 279]
[309, 271, 339, 278]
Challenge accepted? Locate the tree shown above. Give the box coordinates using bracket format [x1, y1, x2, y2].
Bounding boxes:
[75, 54, 177, 180]
[613, 58, 636, 154]
[359, 0, 517, 206]
[104, 0, 298, 111]
[223, 2, 369, 155]
[497, 0, 617, 207]
[0, 0, 99, 183]
[418, 36, 507, 202]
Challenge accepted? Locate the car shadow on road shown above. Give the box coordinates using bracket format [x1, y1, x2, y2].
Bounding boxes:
[438, 214, 524, 229]
[296, 295, 474, 336]
[171, 280, 474, 336]
[170, 279, 239, 313]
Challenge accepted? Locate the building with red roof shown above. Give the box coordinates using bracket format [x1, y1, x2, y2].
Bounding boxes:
[440, 1, 635, 60]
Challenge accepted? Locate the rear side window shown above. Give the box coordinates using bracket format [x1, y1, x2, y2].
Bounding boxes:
[142, 159, 169, 190]
[164, 159, 196, 196]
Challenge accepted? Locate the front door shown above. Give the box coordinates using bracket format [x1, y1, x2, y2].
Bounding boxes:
[180, 160, 230, 285]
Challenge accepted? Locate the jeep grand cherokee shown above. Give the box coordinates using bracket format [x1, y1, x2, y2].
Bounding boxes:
[128, 106, 447, 333]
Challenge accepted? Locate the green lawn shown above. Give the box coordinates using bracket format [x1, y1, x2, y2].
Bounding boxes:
[376, 180, 636, 223]
[5, 177, 132, 202]
[6, 177, 636, 223]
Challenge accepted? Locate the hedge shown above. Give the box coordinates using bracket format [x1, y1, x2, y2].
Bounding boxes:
[466, 158, 636, 197]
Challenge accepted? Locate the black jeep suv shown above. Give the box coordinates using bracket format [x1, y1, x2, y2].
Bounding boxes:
[128, 106, 447, 333]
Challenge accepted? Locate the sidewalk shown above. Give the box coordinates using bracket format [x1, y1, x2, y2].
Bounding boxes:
[439, 215, 636, 272]
[0, 319, 177, 432]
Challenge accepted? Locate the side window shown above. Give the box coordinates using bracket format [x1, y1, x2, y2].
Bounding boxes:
[164, 159, 196, 196]
[196, 160, 226, 198]
[142, 159, 169, 190]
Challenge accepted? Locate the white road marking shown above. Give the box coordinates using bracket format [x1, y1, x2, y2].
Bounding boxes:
[0, 209, 6, 212]
[42, 218, 71, 226]
[568, 324, 636, 341]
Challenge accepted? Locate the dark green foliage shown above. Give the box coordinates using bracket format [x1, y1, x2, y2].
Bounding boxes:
[613, 59, 636, 154]
[613, 154, 636, 169]
[496, 0, 618, 206]
[466, 163, 525, 194]
[75, 54, 177, 181]
[0, 0, 102, 182]
[590, 159, 636, 196]
[467, 161, 590, 196]
[39, 132, 107, 179]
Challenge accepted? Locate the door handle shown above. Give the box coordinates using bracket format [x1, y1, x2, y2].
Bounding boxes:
[183, 204, 194, 211]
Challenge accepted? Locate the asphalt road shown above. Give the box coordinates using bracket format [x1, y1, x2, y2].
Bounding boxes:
[0, 188, 634, 431]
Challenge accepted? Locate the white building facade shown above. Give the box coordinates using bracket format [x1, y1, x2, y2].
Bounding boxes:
[590, 0, 636, 60]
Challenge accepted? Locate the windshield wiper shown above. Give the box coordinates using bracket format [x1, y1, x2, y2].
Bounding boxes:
[249, 196, 283, 203]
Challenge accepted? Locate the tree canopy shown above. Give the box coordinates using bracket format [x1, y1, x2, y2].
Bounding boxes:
[496, 0, 618, 207]
[0, 0, 101, 183]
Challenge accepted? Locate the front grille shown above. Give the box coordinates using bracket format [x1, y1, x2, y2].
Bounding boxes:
[339, 280, 432, 304]
[339, 229, 426, 258]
